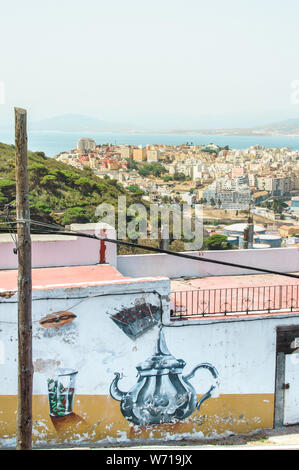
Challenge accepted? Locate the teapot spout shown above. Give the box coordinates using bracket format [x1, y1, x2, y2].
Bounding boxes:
[110, 372, 127, 402]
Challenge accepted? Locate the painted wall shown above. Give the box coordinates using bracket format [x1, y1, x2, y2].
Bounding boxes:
[1, 275, 299, 446]
[117, 247, 299, 279]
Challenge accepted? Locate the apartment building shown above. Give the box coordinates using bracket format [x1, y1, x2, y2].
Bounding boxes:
[257, 176, 292, 196]
[120, 146, 133, 160]
[231, 167, 245, 178]
[146, 149, 160, 162]
[77, 137, 96, 152]
[132, 147, 146, 161]
[203, 183, 251, 209]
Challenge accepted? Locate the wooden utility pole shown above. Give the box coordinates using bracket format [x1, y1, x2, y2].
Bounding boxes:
[15, 107, 33, 450]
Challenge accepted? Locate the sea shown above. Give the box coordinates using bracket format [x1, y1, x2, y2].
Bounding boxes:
[1, 130, 299, 158]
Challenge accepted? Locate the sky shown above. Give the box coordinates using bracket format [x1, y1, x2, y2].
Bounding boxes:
[0, 0, 299, 130]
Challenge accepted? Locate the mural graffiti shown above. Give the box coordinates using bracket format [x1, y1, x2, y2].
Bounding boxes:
[39, 311, 77, 329]
[110, 302, 161, 338]
[110, 326, 219, 426]
[47, 368, 78, 417]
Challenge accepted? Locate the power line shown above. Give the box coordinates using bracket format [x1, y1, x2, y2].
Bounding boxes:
[29, 221, 299, 280]
[0, 218, 298, 280]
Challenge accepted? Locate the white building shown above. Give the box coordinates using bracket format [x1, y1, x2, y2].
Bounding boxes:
[146, 149, 161, 162]
[0, 224, 299, 446]
[77, 137, 97, 153]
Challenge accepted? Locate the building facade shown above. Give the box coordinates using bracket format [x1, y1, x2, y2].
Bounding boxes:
[77, 138, 96, 153]
[0, 225, 299, 447]
[133, 148, 146, 162]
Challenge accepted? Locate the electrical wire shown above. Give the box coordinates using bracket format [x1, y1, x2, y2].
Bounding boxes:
[0, 210, 297, 329]
[28, 221, 299, 280]
[0, 289, 164, 326]
[0, 217, 298, 279]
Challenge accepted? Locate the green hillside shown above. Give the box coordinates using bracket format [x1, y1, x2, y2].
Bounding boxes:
[0, 142, 144, 227]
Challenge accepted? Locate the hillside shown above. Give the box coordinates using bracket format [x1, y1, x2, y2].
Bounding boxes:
[0, 142, 144, 228]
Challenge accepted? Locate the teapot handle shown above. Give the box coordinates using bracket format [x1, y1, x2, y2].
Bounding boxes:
[183, 362, 219, 410]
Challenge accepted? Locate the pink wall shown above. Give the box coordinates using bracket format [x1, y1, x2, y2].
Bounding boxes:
[0, 224, 117, 270]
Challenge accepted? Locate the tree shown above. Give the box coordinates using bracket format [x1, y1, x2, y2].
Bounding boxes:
[173, 172, 186, 181]
[0, 192, 8, 205]
[61, 207, 90, 225]
[138, 166, 151, 177]
[74, 177, 94, 194]
[137, 162, 167, 178]
[0, 178, 16, 197]
[163, 175, 173, 182]
[40, 174, 57, 189]
[127, 184, 144, 195]
[126, 158, 139, 170]
[204, 234, 232, 250]
[28, 163, 48, 185]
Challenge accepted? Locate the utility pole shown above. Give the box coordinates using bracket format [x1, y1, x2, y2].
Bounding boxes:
[15, 107, 33, 450]
[243, 202, 254, 249]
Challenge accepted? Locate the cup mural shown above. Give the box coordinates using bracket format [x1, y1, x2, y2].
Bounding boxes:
[47, 368, 78, 417]
[110, 326, 219, 426]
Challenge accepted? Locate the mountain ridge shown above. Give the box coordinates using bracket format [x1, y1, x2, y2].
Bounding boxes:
[28, 114, 299, 136]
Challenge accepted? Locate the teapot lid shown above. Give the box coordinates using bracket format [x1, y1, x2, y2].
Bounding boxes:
[137, 326, 185, 376]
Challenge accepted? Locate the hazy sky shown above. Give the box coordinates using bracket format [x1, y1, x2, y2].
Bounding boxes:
[1, 0, 299, 129]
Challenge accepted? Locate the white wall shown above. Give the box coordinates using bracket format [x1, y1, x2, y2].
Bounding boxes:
[1, 277, 299, 397]
[0, 276, 170, 396]
[117, 247, 299, 279]
[2, 271, 299, 444]
[166, 314, 299, 395]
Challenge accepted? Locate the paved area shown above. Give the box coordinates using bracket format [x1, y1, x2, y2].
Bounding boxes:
[171, 272, 299, 292]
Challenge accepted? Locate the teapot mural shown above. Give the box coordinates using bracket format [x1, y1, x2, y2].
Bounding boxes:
[110, 326, 219, 426]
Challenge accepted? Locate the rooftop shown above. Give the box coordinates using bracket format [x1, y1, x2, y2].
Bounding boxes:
[171, 272, 299, 291]
[223, 223, 266, 233]
[0, 264, 129, 292]
[171, 272, 299, 320]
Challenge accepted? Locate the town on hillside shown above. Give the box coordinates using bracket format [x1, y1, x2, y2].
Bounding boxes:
[55, 138, 299, 249]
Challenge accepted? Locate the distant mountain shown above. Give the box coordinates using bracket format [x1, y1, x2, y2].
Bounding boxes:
[254, 118, 299, 134]
[23, 113, 299, 136]
[30, 113, 135, 133]
[163, 118, 299, 137]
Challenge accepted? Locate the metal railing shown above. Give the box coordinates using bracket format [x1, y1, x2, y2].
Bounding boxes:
[170, 284, 299, 319]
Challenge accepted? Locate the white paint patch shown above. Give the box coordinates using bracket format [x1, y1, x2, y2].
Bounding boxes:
[0, 341, 5, 364]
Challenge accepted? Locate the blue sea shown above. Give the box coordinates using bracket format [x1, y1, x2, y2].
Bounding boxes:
[1, 130, 299, 158]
